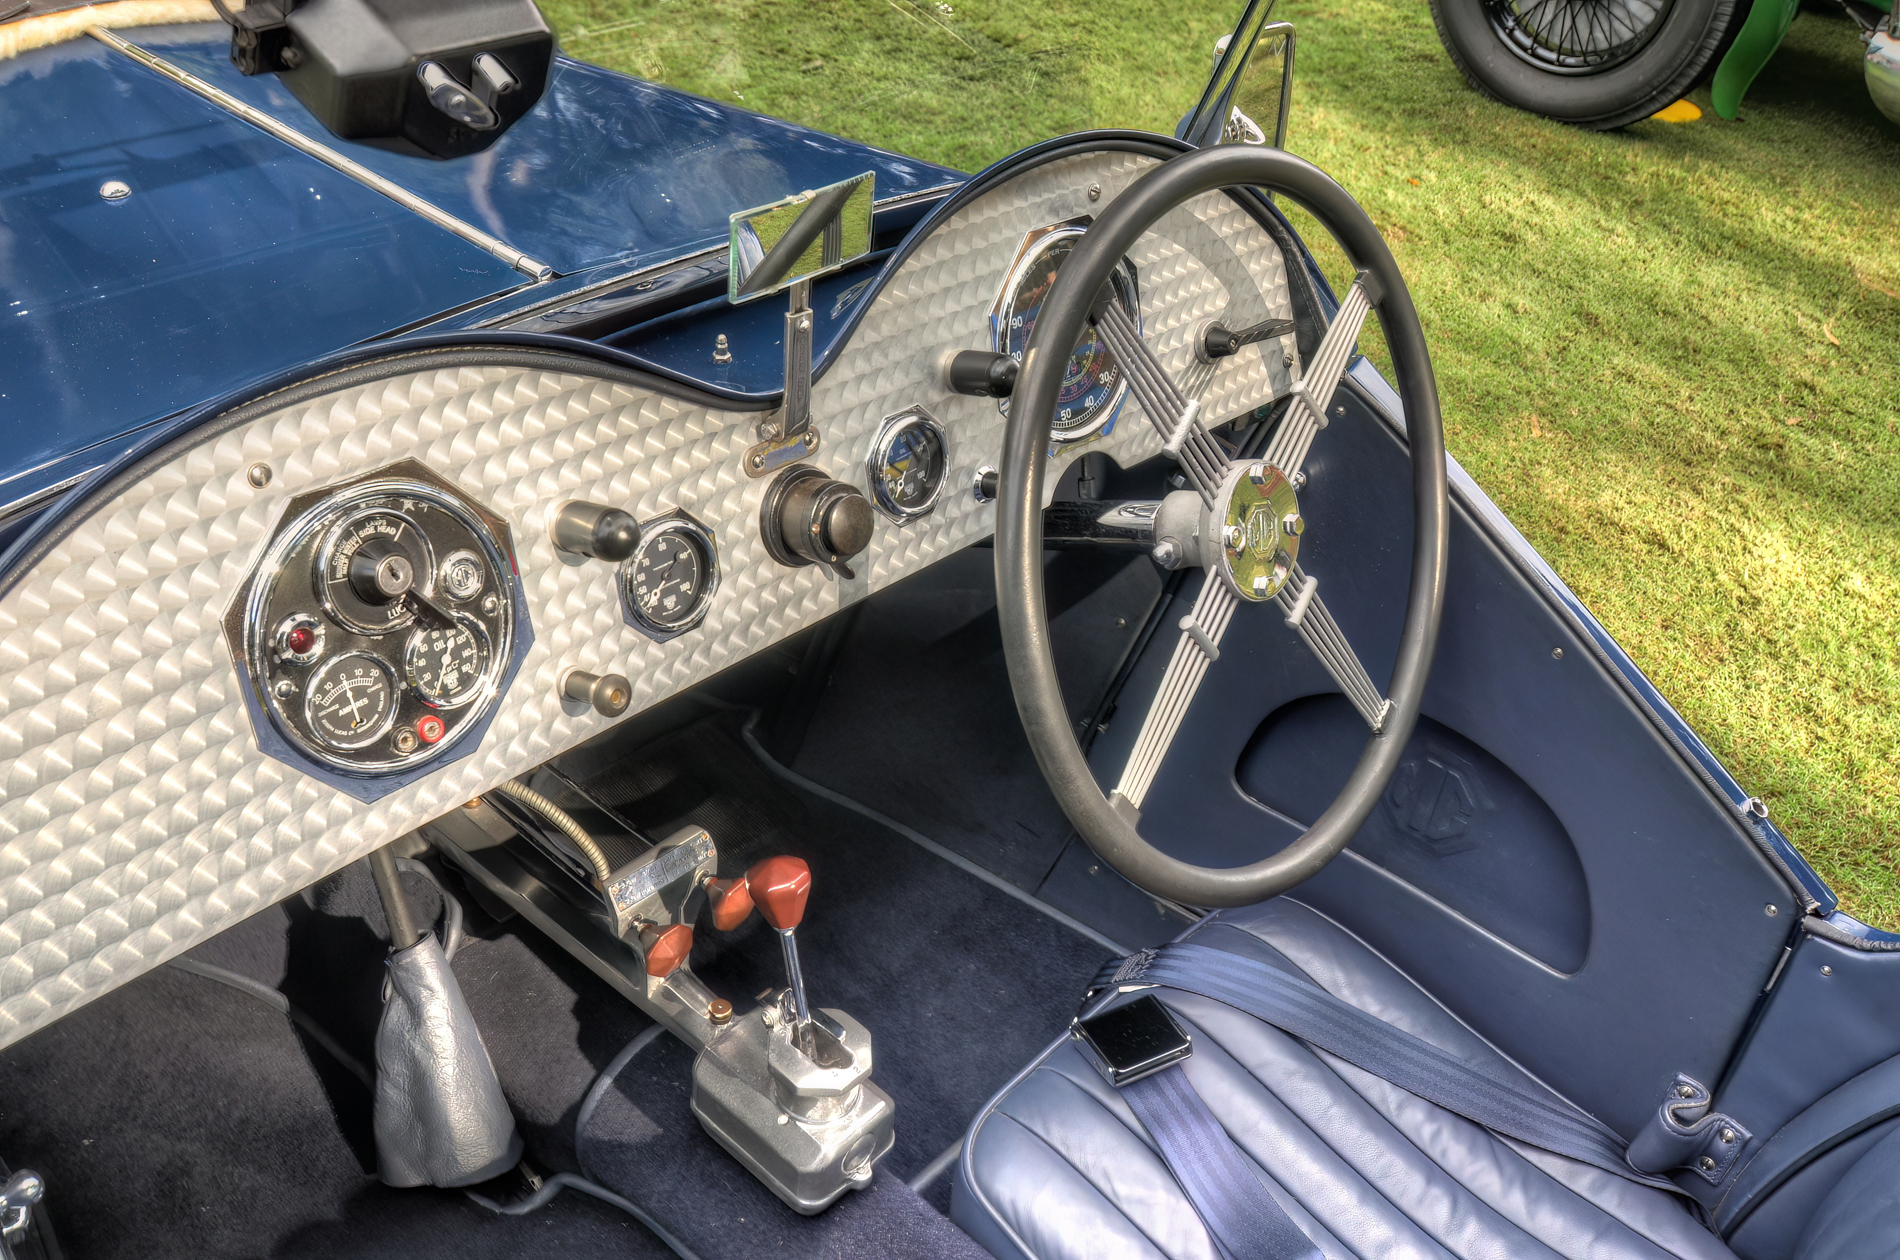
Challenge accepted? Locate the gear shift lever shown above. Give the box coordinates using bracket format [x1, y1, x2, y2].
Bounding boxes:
[746, 855, 813, 1030]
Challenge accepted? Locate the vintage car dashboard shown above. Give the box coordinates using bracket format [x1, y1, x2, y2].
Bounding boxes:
[0, 144, 1301, 1046]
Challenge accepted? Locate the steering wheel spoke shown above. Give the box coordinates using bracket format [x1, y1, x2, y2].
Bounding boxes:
[1112, 579, 1240, 814]
[1276, 568, 1392, 733]
[1090, 300, 1231, 506]
[1263, 272, 1376, 479]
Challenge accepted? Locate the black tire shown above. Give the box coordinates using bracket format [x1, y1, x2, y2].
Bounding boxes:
[1430, 0, 1741, 129]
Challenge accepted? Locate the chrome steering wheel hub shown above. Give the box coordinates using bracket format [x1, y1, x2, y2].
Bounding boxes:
[1209, 460, 1301, 602]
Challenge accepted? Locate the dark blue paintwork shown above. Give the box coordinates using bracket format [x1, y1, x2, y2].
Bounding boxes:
[138, 26, 960, 279]
[0, 24, 960, 522]
[0, 36, 525, 513]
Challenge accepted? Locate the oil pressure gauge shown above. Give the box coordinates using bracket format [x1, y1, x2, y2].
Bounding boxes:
[619, 513, 719, 641]
[405, 616, 491, 707]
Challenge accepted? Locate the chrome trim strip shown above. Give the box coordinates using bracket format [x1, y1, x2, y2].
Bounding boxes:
[87, 27, 555, 282]
[491, 246, 726, 329]
[0, 470, 93, 531]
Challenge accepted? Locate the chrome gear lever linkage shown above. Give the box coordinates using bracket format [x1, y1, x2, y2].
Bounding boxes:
[748, 855, 815, 1035]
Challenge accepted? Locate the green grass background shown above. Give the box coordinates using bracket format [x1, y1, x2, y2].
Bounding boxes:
[546, 0, 1900, 927]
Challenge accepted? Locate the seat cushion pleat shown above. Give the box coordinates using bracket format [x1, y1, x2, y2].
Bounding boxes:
[955, 898, 1739, 1260]
[973, 1083, 1206, 1260]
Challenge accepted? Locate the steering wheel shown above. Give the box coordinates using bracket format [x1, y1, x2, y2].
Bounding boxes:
[996, 145, 1450, 909]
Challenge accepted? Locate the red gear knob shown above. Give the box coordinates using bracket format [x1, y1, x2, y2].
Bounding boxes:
[704, 876, 754, 931]
[746, 855, 811, 931]
[641, 923, 693, 978]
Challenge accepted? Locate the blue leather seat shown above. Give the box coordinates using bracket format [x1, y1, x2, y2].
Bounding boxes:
[952, 899, 1794, 1260]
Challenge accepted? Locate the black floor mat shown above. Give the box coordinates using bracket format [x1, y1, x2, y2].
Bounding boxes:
[0, 958, 670, 1260]
[0, 711, 1114, 1259]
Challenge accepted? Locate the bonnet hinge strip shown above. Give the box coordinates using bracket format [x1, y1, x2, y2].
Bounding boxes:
[87, 27, 555, 281]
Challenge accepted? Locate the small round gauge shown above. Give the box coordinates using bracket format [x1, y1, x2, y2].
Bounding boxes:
[438, 549, 486, 602]
[867, 409, 948, 522]
[316, 508, 435, 635]
[304, 653, 398, 751]
[993, 227, 1138, 442]
[620, 519, 718, 636]
[405, 617, 491, 707]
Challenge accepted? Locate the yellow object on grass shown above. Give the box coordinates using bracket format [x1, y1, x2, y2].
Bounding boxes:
[0, 0, 220, 62]
[1651, 98, 1704, 122]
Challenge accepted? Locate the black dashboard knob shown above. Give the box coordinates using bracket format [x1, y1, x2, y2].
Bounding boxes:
[348, 538, 416, 604]
[761, 466, 875, 578]
[941, 349, 1018, 398]
[552, 500, 641, 562]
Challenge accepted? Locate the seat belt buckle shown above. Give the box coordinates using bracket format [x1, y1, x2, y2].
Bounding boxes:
[1073, 994, 1193, 1088]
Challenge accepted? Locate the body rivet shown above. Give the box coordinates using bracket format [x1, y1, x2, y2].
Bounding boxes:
[247, 463, 273, 488]
[99, 180, 131, 201]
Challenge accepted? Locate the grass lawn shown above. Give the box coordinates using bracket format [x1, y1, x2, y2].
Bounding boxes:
[544, 0, 1900, 927]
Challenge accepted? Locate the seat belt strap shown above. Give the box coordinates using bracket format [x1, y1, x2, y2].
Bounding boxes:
[1097, 938, 1681, 1194]
[1119, 1063, 1323, 1260]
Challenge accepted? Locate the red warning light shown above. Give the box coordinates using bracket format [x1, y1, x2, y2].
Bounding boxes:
[285, 624, 317, 655]
[416, 714, 446, 744]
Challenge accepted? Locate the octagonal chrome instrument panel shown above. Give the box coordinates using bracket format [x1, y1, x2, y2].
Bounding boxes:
[223, 461, 524, 784]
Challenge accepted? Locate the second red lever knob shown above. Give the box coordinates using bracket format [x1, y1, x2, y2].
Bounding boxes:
[747, 856, 811, 931]
[705, 877, 754, 931]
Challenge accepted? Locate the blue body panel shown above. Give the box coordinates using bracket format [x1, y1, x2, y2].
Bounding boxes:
[0, 25, 961, 519]
[139, 27, 961, 279]
[0, 35, 524, 512]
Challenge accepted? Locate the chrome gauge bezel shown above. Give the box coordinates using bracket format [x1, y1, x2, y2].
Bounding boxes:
[991, 217, 1141, 446]
[866, 406, 950, 523]
[303, 651, 400, 751]
[226, 462, 519, 779]
[618, 512, 720, 642]
[403, 612, 494, 710]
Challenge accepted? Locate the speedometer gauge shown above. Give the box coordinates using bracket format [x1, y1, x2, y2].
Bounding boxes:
[992, 218, 1140, 444]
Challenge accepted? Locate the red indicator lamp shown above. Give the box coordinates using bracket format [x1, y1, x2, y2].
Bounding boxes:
[285, 624, 318, 656]
[416, 714, 447, 744]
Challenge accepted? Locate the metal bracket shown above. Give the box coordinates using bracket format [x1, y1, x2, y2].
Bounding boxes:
[747, 279, 820, 476]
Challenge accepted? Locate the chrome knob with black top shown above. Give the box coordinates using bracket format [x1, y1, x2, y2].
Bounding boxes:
[551, 500, 641, 562]
[760, 466, 875, 578]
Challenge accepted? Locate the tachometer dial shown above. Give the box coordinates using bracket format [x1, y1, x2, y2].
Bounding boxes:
[620, 516, 719, 638]
[304, 653, 398, 750]
[405, 617, 491, 707]
[993, 221, 1139, 443]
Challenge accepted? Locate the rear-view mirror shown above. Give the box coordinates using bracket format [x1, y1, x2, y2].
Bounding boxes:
[728, 172, 876, 303]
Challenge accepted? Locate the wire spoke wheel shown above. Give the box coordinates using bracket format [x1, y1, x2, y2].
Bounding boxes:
[1484, 0, 1676, 71]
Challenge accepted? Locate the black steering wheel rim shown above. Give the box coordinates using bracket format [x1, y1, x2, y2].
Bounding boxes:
[995, 144, 1451, 909]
